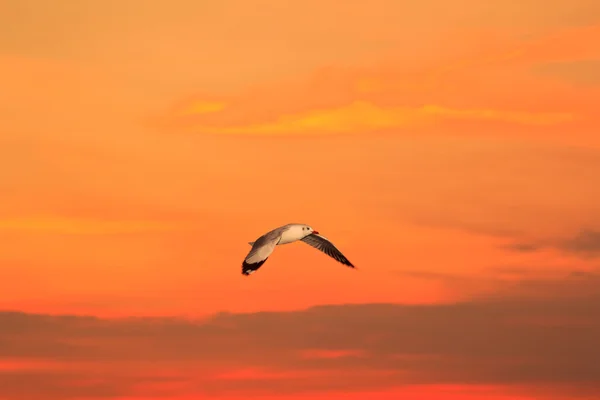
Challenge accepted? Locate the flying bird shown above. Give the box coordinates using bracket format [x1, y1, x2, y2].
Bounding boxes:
[241, 223, 355, 275]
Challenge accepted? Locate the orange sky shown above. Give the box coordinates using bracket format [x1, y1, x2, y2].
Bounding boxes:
[1, 1, 599, 399]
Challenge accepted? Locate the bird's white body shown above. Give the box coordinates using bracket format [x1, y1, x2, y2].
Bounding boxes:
[278, 224, 311, 244]
[247, 223, 313, 246]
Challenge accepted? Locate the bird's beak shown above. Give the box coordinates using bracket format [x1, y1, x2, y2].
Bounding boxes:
[312, 230, 319, 235]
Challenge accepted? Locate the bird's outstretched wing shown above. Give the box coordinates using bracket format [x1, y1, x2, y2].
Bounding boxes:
[241, 230, 282, 275]
[300, 233, 355, 268]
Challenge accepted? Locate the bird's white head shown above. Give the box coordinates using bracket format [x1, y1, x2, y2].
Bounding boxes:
[300, 224, 318, 236]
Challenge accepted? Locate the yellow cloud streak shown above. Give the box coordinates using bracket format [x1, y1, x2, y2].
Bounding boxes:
[200, 101, 575, 135]
[0, 217, 182, 235]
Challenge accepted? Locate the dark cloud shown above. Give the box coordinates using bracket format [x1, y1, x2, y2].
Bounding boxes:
[560, 229, 600, 256]
[507, 229, 600, 258]
[1, 276, 600, 399]
[394, 267, 600, 298]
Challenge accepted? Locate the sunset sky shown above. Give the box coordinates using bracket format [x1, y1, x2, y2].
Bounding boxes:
[1, 0, 600, 399]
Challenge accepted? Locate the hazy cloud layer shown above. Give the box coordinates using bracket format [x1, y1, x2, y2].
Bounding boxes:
[1, 275, 599, 399]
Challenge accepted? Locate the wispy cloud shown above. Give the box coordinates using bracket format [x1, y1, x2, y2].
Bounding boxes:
[535, 59, 600, 86]
[158, 24, 600, 137]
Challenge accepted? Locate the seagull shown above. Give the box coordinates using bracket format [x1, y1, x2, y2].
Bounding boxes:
[241, 223, 355, 276]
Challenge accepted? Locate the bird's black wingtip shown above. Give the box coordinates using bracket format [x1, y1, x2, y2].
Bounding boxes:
[342, 258, 356, 269]
[241, 259, 267, 276]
